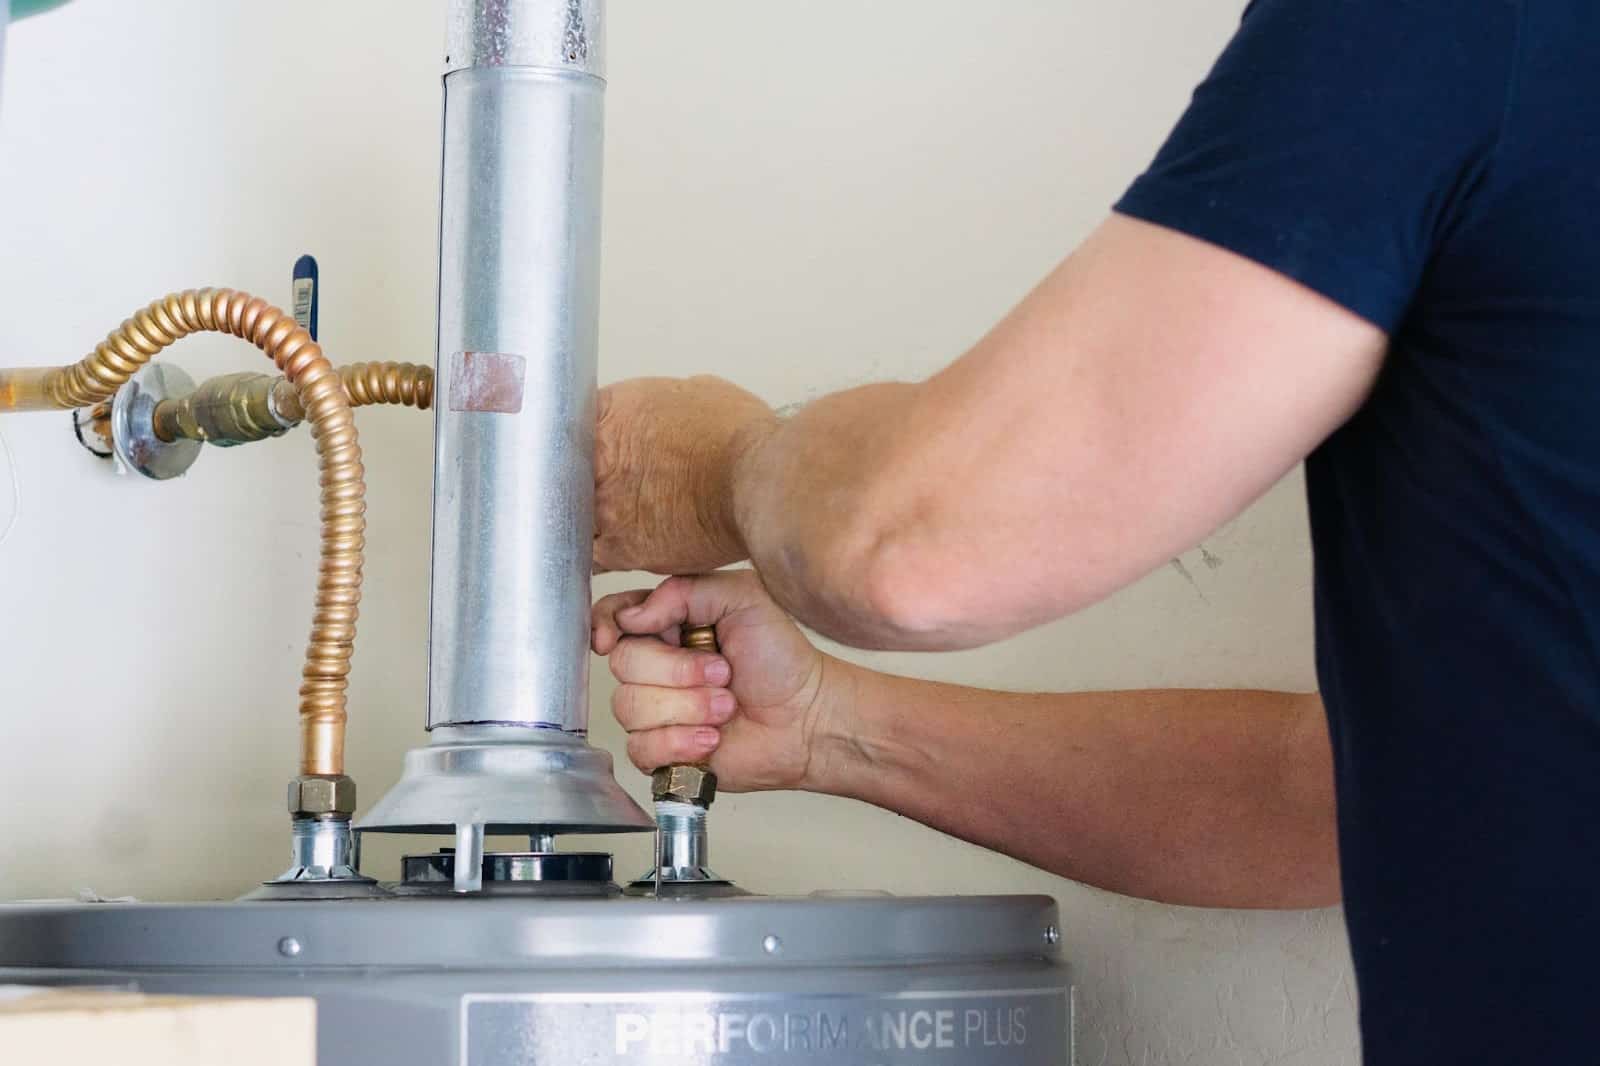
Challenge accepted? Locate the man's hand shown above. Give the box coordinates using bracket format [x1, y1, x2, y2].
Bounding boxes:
[592, 570, 1338, 907]
[593, 376, 777, 575]
[591, 569, 838, 791]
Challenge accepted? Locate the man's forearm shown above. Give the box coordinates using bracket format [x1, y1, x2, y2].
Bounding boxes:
[808, 660, 1339, 909]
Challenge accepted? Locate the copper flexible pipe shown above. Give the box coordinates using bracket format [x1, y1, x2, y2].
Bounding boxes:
[335, 361, 433, 410]
[0, 289, 363, 777]
[275, 361, 432, 420]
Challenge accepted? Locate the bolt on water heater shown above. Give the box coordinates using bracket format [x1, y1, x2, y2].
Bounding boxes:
[0, 3, 1075, 1063]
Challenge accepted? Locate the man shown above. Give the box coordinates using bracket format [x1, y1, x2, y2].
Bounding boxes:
[592, 0, 1600, 1061]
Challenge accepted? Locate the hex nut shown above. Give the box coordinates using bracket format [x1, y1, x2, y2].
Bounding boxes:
[652, 765, 717, 807]
[287, 774, 357, 815]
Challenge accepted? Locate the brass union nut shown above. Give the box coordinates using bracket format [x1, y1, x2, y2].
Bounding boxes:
[652, 765, 717, 807]
[287, 774, 357, 816]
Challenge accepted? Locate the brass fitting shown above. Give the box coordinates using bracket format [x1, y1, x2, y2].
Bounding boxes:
[151, 372, 291, 445]
[151, 362, 433, 446]
[651, 623, 723, 808]
[681, 626, 719, 654]
[652, 764, 717, 807]
[287, 774, 358, 817]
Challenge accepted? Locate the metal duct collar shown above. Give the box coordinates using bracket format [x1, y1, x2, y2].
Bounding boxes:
[356, 724, 652, 836]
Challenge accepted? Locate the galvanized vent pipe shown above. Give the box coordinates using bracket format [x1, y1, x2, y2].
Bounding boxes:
[429, 0, 605, 739]
[359, 0, 651, 867]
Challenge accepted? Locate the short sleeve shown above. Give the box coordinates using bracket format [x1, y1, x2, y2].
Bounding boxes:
[1115, 0, 1519, 332]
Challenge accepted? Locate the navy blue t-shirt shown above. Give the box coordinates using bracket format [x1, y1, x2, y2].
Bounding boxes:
[1115, 0, 1600, 1061]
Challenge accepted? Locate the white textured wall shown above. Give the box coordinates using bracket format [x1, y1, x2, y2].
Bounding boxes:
[0, 2, 1356, 1063]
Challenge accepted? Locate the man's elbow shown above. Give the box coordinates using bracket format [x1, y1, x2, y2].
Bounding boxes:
[854, 535, 966, 650]
[791, 495, 976, 651]
[851, 526, 1064, 651]
[818, 470, 1111, 651]
[826, 493, 1114, 650]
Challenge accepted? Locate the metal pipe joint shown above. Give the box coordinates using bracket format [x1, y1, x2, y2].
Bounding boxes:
[151, 372, 295, 446]
[272, 815, 368, 883]
[288, 774, 357, 817]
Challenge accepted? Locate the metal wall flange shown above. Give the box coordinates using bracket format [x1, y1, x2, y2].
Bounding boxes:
[110, 363, 201, 480]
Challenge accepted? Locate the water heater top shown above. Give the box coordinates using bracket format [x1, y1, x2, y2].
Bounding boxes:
[445, 0, 604, 78]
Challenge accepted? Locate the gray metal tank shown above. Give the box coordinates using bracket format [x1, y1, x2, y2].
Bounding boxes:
[0, 890, 1073, 1065]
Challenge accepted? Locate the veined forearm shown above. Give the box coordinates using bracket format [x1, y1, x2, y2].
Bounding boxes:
[810, 661, 1339, 909]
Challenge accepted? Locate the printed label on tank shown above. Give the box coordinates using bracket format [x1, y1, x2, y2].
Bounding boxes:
[462, 989, 1070, 1065]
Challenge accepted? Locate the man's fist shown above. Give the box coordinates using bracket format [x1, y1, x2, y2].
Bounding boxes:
[592, 570, 841, 793]
[593, 375, 778, 575]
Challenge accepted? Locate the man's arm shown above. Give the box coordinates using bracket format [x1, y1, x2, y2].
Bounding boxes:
[594, 214, 1386, 650]
[595, 217, 1382, 643]
[732, 215, 1386, 648]
[593, 572, 1339, 909]
[819, 665, 1338, 908]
